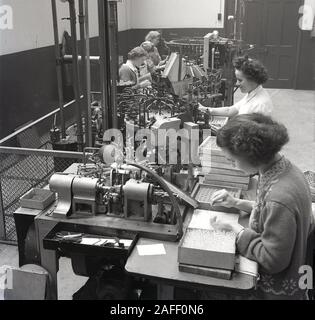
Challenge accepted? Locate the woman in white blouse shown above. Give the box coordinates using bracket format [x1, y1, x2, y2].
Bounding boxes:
[199, 56, 274, 117]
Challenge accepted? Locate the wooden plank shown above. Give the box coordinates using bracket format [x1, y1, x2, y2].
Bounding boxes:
[204, 173, 250, 184]
[203, 180, 249, 191]
[205, 167, 247, 177]
[201, 155, 232, 164]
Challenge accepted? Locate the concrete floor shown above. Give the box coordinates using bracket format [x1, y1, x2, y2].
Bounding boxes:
[0, 89, 314, 300]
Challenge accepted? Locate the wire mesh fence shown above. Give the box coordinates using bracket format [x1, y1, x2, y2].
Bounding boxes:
[0, 99, 85, 244]
[0, 150, 83, 243]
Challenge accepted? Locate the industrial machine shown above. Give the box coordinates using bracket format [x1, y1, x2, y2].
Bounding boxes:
[48, 147, 200, 242]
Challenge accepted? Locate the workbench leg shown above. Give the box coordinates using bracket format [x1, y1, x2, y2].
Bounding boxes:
[35, 219, 58, 300]
[157, 284, 175, 300]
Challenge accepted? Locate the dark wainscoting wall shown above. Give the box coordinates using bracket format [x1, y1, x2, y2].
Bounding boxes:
[0, 27, 313, 139]
[0, 28, 214, 139]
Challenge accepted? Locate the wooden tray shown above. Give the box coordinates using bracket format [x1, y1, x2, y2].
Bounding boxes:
[20, 188, 56, 210]
[192, 183, 241, 213]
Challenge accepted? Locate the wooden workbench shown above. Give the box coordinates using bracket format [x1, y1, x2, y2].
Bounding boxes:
[125, 236, 257, 299]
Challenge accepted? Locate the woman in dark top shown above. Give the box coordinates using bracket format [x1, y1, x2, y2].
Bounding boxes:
[210, 113, 314, 300]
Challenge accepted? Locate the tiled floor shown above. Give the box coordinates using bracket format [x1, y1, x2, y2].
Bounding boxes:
[0, 89, 314, 299]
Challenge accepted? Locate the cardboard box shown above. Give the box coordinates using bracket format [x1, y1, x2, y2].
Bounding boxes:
[178, 209, 238, 271]
[178, 228, 236, 270]
[20, 188, 55, 210]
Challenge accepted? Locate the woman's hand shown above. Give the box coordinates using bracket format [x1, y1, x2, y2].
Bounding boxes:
[139, 79, 151, 88]
[210, 189, 238, 208]
[156, 65, 165, 71]
[159, 59, 167, 66]
[210, 216, 244, 234]
[198, 103, 210, 113]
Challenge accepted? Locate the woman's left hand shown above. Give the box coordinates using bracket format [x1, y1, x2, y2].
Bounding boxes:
[210, 216, 244, 234]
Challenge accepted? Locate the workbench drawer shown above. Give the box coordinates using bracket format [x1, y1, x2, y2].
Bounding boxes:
[43, 223, 138, 259]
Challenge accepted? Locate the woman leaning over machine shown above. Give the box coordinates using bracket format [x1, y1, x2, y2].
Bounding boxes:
[144, 30, 167, 67]
[199, 56, 274, 116]
[140, 41, 166, 75]
[209, 113, 314, 300]
[119, 46, 151, 89]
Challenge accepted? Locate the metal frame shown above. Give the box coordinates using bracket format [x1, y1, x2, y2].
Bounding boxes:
[0, 179, 5, 240]
[51, 0, 66, 139]
[0, 98, 79, 146]
[0, 96, 85, 244]
[50, 0, 119, 145]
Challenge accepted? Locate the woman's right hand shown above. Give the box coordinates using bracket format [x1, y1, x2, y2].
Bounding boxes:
[139, 80, 151, 88]
[210, 189, 238, 208]
[198, 103, 210, 113]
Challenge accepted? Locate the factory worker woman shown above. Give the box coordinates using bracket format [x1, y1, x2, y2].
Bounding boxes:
[119, 47, 151, 89]
[210, 113, 314, 300]
[140, 41, 166, 75]
[144, 31, 166, 67]
[199, 56, 273, 116]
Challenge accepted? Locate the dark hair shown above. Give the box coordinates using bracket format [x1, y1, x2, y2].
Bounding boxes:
[216, 113, 289, 166]
[128, 47, 147, 60]
[233, 56, 268, 85]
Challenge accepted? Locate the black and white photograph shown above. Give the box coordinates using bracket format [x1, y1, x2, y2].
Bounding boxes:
[0, 0, 315, 308]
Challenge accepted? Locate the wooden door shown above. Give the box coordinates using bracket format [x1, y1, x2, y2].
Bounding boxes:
[241, 0, 301, 88]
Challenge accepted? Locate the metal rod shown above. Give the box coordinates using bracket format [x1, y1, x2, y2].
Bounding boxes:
[79, 0, 92, 147]
[108, 0, 118, 128]
[98, 0, 109, 131]
[0, 98, 81, 146]
[78, 0, 87, 122]
[84, 0, 93, 146]
[51, 0, 66, 139]
[104, 0, 112, 129]
[0, 179, 6, 241]
[234, 0, 238, 40]
[0, 146, 85, 159]
[68, 0, 84, 151]
[63, 54, 100, 63]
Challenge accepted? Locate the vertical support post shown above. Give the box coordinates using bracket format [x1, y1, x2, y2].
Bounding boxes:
[108, 1, 119, 129]
[234, 0, 238, 40]
[98, 0, 110, 132]
[51, 0, 66, 139]
[84, 0, 92, 146]
[178, 48, 183, 82]
[104, 0, 113, 129]
[68, 0, 84, 151]
[78, 0, 92, 147]
[0, 178, 6, 241]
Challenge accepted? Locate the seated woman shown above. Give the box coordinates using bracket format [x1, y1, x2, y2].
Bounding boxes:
[119, 47, 151, 89]
[210, 113, 314, 300]
[199, 56, 274, 116]
[156, 30, 170, 60]
[144, 31, 167, 67]
[140, 41, 165, 75]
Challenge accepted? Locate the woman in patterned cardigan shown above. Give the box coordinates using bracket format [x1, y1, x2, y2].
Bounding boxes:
[210, 113, 314, 299]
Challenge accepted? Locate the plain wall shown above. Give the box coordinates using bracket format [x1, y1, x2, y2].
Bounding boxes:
[0, 0, 130, 56]
[129, 0, 225, 29]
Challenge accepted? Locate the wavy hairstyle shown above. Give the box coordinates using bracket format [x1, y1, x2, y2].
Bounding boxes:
[216, 113, 289, 166]
[127, 47, 148, 60]
[233, 56, 269, 85]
